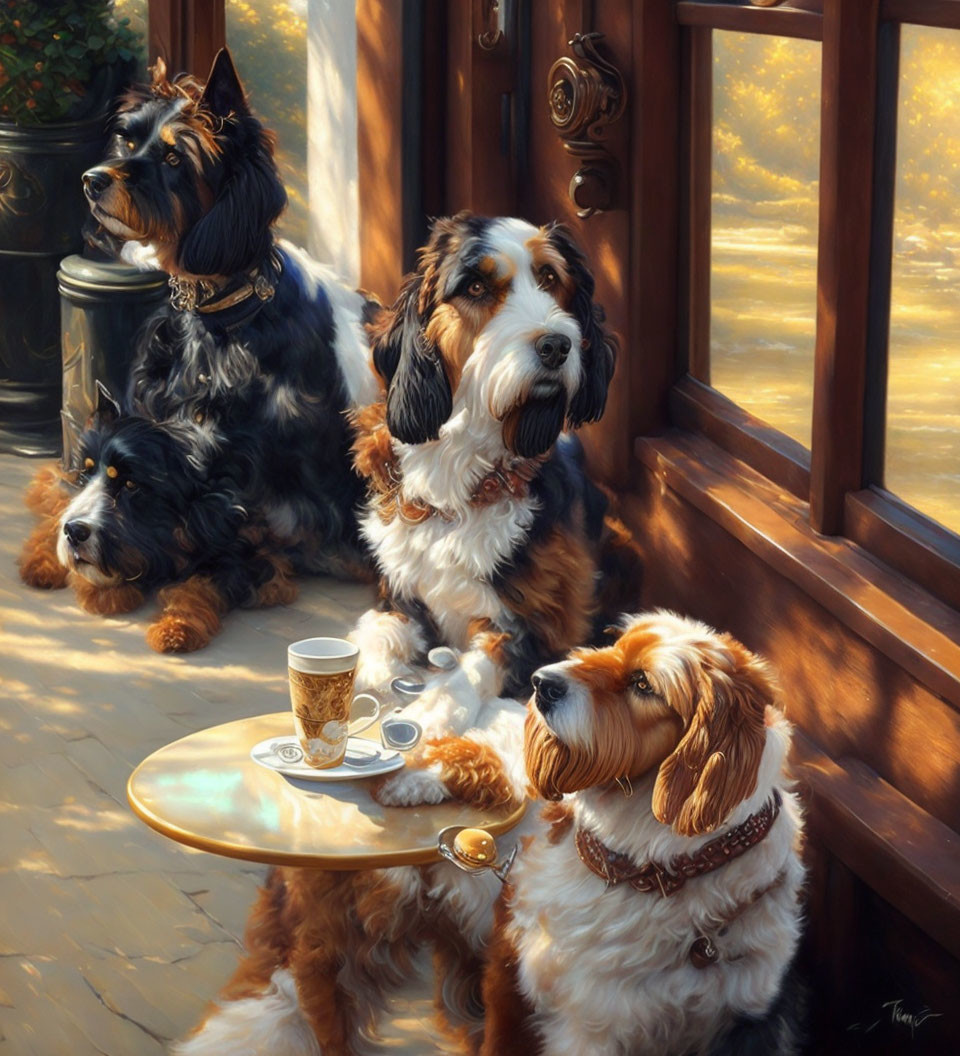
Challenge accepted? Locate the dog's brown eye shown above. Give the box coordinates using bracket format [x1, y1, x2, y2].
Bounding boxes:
[125, 139, 136, 152]
[466, 280, 487, 299]
[83, 457, 95, 471]
[539, 267, 558, 289]
[630, 670, 653, 694]
[164, 151, 180, 167]
[125, 480, 137, 491]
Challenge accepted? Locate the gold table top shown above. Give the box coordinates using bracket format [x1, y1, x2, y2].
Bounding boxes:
[127, 712, 526, 870]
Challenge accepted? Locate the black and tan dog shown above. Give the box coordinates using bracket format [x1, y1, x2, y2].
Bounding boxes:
[36, 385, 297, 651]
[20, 49, 378, 636]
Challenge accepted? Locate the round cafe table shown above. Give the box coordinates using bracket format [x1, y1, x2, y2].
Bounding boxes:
[127, 712, 526, 870]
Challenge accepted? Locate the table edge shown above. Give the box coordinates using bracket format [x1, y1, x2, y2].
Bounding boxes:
[126, 765, 528, 871]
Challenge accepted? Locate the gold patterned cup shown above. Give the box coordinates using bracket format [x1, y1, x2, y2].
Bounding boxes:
[287, 638, 382, 768]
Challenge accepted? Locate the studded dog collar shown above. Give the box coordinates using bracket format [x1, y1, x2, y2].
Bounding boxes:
[574, 790, 782, 898]
[168, 250, 282, 330]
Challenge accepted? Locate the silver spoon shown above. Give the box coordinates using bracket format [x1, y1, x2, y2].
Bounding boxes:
[437, 825, 518, 883]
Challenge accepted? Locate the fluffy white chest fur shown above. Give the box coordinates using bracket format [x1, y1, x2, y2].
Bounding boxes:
[507, 778, 804, 1056]
[360, 411, 540, 647]
[361, 497, 536, 647]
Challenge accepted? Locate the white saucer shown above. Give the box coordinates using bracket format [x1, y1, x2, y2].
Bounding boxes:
[250, 735, 404, 781]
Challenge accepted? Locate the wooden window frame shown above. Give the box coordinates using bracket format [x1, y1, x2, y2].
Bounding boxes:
[148, 0, 225, 76]
[673, 0, 960, 613]
[678, 11, 818, 502]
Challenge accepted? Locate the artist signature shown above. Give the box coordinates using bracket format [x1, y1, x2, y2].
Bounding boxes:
[848, 998, 943, 1039]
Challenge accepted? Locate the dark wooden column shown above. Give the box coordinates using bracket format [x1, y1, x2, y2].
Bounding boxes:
[809, 0, 880, 533]
[357, 0, 446, 304]
[148, 0, 226, 78]
[629, 0, 683, 440]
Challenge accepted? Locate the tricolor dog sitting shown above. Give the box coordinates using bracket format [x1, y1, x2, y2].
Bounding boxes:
[349, 212, 623, 733]
[400, 611, 806, 1056]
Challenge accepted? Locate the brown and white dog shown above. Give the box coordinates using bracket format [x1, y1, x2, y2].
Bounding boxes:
[348, 211, 620, 738]
[413, 611, 806, 1056]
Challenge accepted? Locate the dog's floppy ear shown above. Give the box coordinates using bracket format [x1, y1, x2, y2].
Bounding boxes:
[547, 223, 616, 427]
[371, 239, 453, 444]
[91, 381, 121, 428]
[652, 638, 771, 836]
[199, 48, 248, 118]
[178, 50, 284, 276]
[177, 156, 286, 276]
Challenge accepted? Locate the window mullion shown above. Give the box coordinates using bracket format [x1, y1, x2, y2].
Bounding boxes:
[809, 0, 880, 534]
[861, 21, 900, 491]
[684, 26, 713, 385]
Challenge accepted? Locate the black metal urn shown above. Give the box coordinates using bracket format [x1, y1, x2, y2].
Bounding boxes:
[58, 254, 167, 467]
[0, 117, 107, 456]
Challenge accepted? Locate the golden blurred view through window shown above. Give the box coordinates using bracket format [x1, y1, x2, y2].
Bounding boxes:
[709, 32, 821, 449]
[226, 0, 309, 247]
[886, 26, 960, 536]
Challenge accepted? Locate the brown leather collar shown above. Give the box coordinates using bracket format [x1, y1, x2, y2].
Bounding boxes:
[168, 251, 281, 325]
[350, 400, 546, 524]
[400, 457, 544, 524]
[574, 790, 782, 897]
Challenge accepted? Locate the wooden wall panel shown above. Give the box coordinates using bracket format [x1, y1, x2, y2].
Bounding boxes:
[357, 0, 406, 303]
[625, 0, 683, 447]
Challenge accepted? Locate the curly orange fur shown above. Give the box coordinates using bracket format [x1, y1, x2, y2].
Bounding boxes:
[542, 800, 574, 844]
[498, 524, 596, 655]
[71, 576, 145, 615]
[146, 575, 226, 653]
[421, 737, 521, 813]
[24, 462, 71, 517]
[198, 866, 424, 1055]
[254, 553, 299, 608]
[350, 401, 396, 493]
[467, 619, 511, 666]
[19, 515, 69, 589]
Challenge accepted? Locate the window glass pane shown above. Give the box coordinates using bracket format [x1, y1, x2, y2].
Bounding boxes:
[226, 0, 309, 246]
[886, 26, 960, 535]
[709, 31, 821, 448]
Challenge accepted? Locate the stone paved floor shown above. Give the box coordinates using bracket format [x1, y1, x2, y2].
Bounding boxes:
[0, 453, 459, 1055]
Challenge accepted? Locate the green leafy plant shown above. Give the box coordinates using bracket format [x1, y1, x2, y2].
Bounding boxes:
[0, 1, 142, 124]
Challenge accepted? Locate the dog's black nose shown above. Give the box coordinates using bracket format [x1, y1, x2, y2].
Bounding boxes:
[82, 168, 111, 202]
[64, 520, 91, 545]
[533, 672, 567, 713]
[535, 333, 571, 370]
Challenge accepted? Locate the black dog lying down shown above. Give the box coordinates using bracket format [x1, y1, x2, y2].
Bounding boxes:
[20, 49, 378, 644]
[44, 386, 299, 652]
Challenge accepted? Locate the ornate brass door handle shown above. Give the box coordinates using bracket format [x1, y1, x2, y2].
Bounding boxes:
[547, 32, 626, 219]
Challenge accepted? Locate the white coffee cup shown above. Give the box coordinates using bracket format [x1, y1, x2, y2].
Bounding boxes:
[287, 637, 382, 768]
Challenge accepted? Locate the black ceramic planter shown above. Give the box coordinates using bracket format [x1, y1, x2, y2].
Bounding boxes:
[59, 255, 168, 468]
[0, 117, 107, 457]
